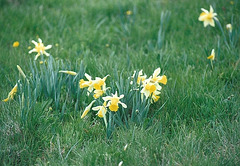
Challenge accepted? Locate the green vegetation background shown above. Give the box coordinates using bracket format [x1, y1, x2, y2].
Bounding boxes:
[0, 0, 239, 165]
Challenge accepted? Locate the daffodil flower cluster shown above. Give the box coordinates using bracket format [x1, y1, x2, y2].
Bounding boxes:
[79, 73, 109, 99]
[131, 68, 167, 103]
[29, 38, 52, 60]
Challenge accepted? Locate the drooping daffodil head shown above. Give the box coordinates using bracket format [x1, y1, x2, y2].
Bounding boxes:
[151, 68, 167, 85]
[141, 78, 162, 99]
[2, 83, 18, 102]
[198, 5, 218, 27]
[29, 38, 52, 60]
[80, 100, 96, 119]
[92, 102, 107, 118]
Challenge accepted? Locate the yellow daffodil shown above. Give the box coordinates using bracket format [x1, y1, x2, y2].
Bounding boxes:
[81, 100, 96, 118]
[92, 102, 107, 118]
[28, 46, 32, 49]
[126, 10, 132, 16]
[141, 78, 162, 99]
[152, 91, 161, 103]
[59, 70, 77, 76]
[230, 1, 234, 5]
[150, 68, 167, 85]
[226, 24, 232, 33]
[207, 49, 215, 60]
[13, 41, 19, 47]
[93, 75, 108, 90]
[29, 38, 52, 60]
[79, 73, 94, 93]
[103, 92, 127, 112]
[198, 5, 218, 27]
[3, 83, 18, 102]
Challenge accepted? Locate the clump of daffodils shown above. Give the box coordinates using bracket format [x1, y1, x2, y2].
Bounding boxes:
[79, 73, 109, 99]
[198, 5, 218, 27]
[132, 68, 167, 103]
[29, 38, 52, 60]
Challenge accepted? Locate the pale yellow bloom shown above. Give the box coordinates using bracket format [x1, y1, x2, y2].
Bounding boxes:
[79, 73, 94, 93]
[28, 46, 32, 49]
[150, 68, 167, 85]
[81, 100, 96, 118]
[124, 144, 128, 151]
[207, 49, 215, 60]
[230, 1, 234, 5]
[226, 24, 232, 33]
[118, 161, 123, 166]
[92, 102, 107, 118]
[106, 44, 110, 47]
[13, 41, 19, 47]
[3, 84, 18, 102]
[29, 38, 52, 60]
[103, 92, 127, 112]
[198, 5, 218, 27]
[59, 70, 77, 76]
[141, 78, 162, 99]
[126, 10, 132, 16]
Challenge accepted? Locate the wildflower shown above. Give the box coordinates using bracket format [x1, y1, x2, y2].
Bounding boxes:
[28, 46, 32, 49]
[13, 41, 19, 47]
[207, 49, 215, 60]
[126, 10, 132, 16]
[230, 1, 234, 5]
[103, 92, 127, 112]
[198, 5, 218, 27]
[79, 73, 94, 93]
[106, 44, 109, 47]
[141, 78, 162, 99]
[226, 24, 232, 33]
[151, 68, 167, 85]
[55, 43, 59, 47]
[3, 83, 18, 102]
[93, 75, 108, 90]
[152, 91, 161, 103]
[29, 38, 52, 60]
[81, 100, 96, 118]
[92, 102, 107, 118]
[59, 70, 77, 76]
[17, 65, 26, 79]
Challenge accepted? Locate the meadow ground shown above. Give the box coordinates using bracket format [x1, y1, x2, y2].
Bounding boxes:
[0, 0, 240, 165]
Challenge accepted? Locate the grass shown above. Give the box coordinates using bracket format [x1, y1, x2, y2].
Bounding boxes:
[0, 0, 240, 165]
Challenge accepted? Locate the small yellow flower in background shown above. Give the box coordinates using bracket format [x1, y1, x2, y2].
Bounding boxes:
[81, 100, 96, 118]
[103, 92, 127, 112]
[39, 61, 44, 64]
[29, 38, 52, 60]
[92, 102, 107, 118]
[13, 41, 19, 47]
[17, 65, 26, 79]
[28, 46, 32, 49]
[59, 70, 77, 76]
[226, 24, 232, 33]
[207, 49, 215, 60]
[198, 5, 218, 27]
[105, 44, 109, 47]
[126, 10, 132, 16]
[2, 83, 18, 102]
[230, 1, 234, 5]
[55, 43, 59, 47]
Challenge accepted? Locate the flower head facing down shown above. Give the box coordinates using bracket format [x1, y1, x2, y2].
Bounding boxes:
[29, 38, 52, 60]
[103, 92, 127, 112]
[13, 41, 19, 47]
[79, 73, 94, 92]
[198, 5, 218, 27]
[226, 24, 232, 33]
[207, 49, 215, 60]
[81, 100, 96, 119]
[92, 102, 107, 118]
[3, 84, 18, 102]
[59, 70, 77, 76]
[131, 70, 147, 85]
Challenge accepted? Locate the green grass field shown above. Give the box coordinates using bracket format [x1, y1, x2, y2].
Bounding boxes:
[1, 0, 240, 165]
